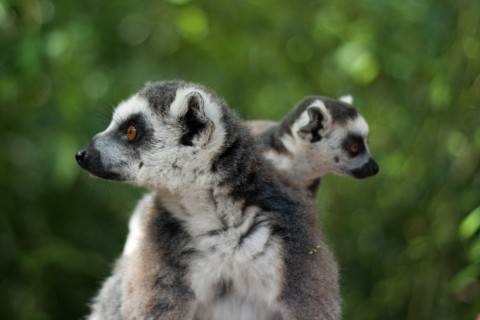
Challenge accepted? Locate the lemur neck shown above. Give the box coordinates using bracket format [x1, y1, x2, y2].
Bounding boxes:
[155, 186, 236, 235]
[261, 125, 326, 189]
[265, 151, 323, 189]
[155, 128, 265, 236]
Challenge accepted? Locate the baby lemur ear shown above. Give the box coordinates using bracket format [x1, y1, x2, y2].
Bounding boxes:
[297, 102, 332, 143]
[179, 92, 215, 147]
[339, 95, 353, 104]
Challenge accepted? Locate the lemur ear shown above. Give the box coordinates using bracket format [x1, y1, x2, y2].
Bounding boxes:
[297, 102, 332, 143]
[339, 95, 353, 104]
[179, 92, 215, 146]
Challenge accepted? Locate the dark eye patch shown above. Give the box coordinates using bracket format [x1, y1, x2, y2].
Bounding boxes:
[342, 134, 366, 157]
[116, 113, 152, 146]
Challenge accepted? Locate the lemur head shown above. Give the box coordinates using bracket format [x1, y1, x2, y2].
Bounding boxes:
[76, 80, 233, 190]
[274, 95, 378, 180]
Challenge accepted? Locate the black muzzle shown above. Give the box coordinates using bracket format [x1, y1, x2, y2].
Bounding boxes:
[350, 158, 379, 179]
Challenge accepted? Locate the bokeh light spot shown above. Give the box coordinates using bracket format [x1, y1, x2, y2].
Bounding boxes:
[151, 26, 180, 55]
[118, 14, 151, 46]
[166, 0, 192, 4]
[335, 42, 380, 85]
[459, 206, 480, 239]
[468, 239, 480, 262]
[429, 77, 451, 110]
[463, 37, 480, 59]
[176, 6, 209, 42]
[313, 8, 346, 42]
[83, 71, 110, 100]
[45, 30, 69, 59]
[446, 130, 466, 156]
[0, 3, 6, 26]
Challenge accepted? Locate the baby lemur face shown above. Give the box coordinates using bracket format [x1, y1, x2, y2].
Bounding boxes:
[76, 81, 226, 190]
[317, 112, 377, 179]
[254, 95, 378, 185]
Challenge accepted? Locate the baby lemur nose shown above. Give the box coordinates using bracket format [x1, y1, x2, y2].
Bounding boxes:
[369, 159, 380, 176]
[76, 149, 87, 165]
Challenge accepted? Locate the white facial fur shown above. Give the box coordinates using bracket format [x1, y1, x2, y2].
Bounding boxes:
[320, 115, 372, 175]
[106, 95, 154, 132]
[96, 87, 227, 192]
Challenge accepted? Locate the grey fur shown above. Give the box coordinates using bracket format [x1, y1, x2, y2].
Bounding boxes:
[88, 263, 124, 320]
[78, 81, 340, 320]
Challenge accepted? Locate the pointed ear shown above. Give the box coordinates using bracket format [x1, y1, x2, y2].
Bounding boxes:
[339, 95, 353, 104]
[179, 92, 215, 146]
[297, 102, 332, 143]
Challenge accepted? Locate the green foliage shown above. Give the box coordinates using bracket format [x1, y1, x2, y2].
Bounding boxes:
[1, 0, 479, 319]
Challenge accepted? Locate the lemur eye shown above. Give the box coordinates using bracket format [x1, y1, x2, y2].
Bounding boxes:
[349, 142, 359, 154]
[127, 125, 137, 142]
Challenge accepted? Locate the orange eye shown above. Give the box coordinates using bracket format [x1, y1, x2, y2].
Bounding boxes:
[127, 126, 137, 142]
[350, 143, 359, 154]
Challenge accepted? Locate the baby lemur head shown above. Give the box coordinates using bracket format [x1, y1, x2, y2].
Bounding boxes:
[76, 80, 247, 190]
[262, 95, 378, 183]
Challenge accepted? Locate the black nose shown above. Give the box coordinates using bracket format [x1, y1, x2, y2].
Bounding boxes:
[350, 158, 379, 179]
[370, 159, 379, 175]
[76, 150, 87, 164]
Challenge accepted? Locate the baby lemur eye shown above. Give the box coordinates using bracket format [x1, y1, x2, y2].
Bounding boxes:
[349, 142, 359, 154]
[127, 125, 137, 142]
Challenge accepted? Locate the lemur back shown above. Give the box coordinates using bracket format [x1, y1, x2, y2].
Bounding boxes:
[78, 81, 340, 320]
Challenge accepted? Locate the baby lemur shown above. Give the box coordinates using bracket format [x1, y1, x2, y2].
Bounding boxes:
[246, 95, 378, 194]
[77, 81, 340, 319]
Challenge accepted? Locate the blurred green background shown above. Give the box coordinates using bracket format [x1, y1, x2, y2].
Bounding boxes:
[1, 0, 479, 319]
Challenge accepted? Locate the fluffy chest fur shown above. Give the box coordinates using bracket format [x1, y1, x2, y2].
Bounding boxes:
[139, 193, 286, 319]
[187, 206, 284, 306]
